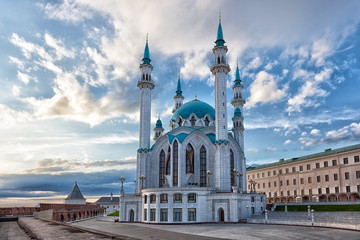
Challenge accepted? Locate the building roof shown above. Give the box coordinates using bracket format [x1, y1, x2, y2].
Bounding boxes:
[142, 38, 151, 65]
[65, 182, 85, 200]
[234, 64, 243, 86]
[171, 99, 215, 121]
[215, 21, 225, 46]
[233, 107, 242, 118]
[95, 197, 120, 204]
[155, 118, 163, 129]
[247, 143, 360, 171]
[175, 74, 183, 97]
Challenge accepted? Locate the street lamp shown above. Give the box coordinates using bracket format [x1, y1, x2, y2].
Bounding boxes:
[206, 170, 212, 187]
[113, 206, 116, 222]
[140, 175, 146, 189]
[119, 176, 126, 192]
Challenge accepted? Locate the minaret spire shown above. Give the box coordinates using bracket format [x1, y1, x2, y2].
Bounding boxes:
[215, 12, 225, 47]
[172, 71, 184, 113]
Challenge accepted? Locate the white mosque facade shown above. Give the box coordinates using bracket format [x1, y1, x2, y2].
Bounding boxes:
[119, 19, 266, 223]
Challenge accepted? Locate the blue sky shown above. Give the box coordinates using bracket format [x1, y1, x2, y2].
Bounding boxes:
[1, 0, 360, 206]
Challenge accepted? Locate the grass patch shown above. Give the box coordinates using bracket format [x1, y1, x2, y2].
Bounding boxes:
[107, 211, 119, 217]
[275, 205, 360, 212]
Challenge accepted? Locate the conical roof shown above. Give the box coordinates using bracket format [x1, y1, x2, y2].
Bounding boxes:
[65, 182, 85, 200]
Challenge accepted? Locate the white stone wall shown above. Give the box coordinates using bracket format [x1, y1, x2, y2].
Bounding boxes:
[214, 71, 228, 140]
[139, 87, 151, 149]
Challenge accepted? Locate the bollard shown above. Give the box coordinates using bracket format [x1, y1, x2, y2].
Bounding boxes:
[265, 209, 268, 223]
[307, 205, 311, 220]
[311, 209, 314, 223]
[285, 203, 287, 215]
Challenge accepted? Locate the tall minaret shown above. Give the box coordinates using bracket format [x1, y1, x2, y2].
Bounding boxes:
[136, 35, 155, 193]
[172, 72, 184, 113]
[210, 15, 231, 192]
[231, 61, 245, 150]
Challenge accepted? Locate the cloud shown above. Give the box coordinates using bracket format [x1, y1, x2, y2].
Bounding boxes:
[247, 148, 260, 153]
[310, 129, 320, 136]
[284, 140, 292, 145]
[265, 147, 277, 152]
[247, 71, 287, 107]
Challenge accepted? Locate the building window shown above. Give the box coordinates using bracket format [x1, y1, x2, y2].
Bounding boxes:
[188, 208, 196, 221]
[309, 189, 312, 195]
[143, 209, 148, 221]
[150, 209, 156, 221]
[299, 166, 303, 171]
[308, 177, 312, 184]
[263, 183, 265, 188]
[334, 174, 338, 181]
[335, 187, 339, 194]
[186, 144, 194, 173]
[325, 175, 329, 182]
[173, 208, 182, 222]
[300, 178, 304, 184]
[324, 161, 328, 167]
[326, 188, 330, 194]
[173, 140, 178, 186]
[268, 171, 271, 176]
[190, 116, 196, 127]
[355, 156, 360, 163]
[307, 164, 311, 170]
[262, 172, 265, 177]
[293, 179, 296, 185]
[345, 172, 350, 180]
[292, 167, 296, 172]
[317, 176, 321, 182]
[251, 196, 255, 202]
[357, 185, 360, 192]
[294, 190, 297, 196]
[144, 195, 147, 204]
[257, 173, 260, 178]
[188, 193, 196, 203]
[174, 193, 182, 203]
[159, 150, 166, 187]
[287, 190, 290, 196]
[346, 186, 351, 193]
[258, 183, 260, 189]
[150, 194, 156, 204]
[268, 192, 272, 197]
[281, 191, 284, 197]
[200, 146, 207, 187]
[316, 163, 320, 168]
[343, 158, 349, 164]
[332, 159, 337, 166]
[279, 169, 282, 174]
[356, 171, 360, 179]
[301, 189, 304, 195]
[274, 181, 277, 187]
[268, 182, 271, 188]
[286, 168, 289, 174]
[230, 149, 235, 186]
[280, 181, 283, 186]
[274, 192, 277, 197]
[273, 170, 276, 175]
[286, 180, 289, 186]
[160, 194, 168, 203]
[318, 188, 322, 194]
[160, 209, 168, 222]
[166, 147, 171, 175]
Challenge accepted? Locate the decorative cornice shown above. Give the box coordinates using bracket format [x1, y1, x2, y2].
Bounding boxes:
[137, 148, 151, 153]
[137, 80, 155, 89]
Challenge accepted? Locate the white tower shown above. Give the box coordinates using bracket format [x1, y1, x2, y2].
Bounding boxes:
[210, 16, 231, 192]
[136, 36, 155, 194]
[153, 117, 164, 141]
[172, 73, 184, 113]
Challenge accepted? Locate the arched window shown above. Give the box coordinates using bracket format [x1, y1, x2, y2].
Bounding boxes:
[188, 193, 196, 203]
[186, 144, 194, 173]
[160, 194, 168, 203]
[190, 116, 196, 127]
[200, 146, 206, 187]
[230, 149, 235, 186]
[146, 74, 148, 80]
[218, 56, 220, 64]
[149, 75, 151, 81]
[165, 147, 171, 175]
[178, 118, 182, 126]
[150, 194, 156, 203]
[173, 140, 178, 186]
[159, 150, 165, 187]
[204, 117, 210, 127]
[221, 56, 225, 64]
[144, 195, 147, 204]
[142, 74, 145, 80]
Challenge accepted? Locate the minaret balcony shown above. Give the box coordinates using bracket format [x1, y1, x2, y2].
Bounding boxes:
[210, 64, 230, 74]
[137, 80, 155, 89]
[231, 98, 246, 106]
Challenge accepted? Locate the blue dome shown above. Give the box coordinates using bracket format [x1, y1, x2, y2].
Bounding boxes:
[155, 119, 163, 128]
[172, 100, 215, 121]
[234, 107, 242, 118]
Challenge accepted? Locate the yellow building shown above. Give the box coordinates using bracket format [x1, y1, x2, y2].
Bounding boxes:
[247, 144, 360, 203]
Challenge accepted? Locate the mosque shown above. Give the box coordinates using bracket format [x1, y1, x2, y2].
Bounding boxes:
[119, 18, 266, 223]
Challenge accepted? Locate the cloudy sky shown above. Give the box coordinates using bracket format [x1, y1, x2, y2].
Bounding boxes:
[1, 0, 360, 206]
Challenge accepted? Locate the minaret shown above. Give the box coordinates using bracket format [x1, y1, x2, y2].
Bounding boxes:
[231, 61, 245, 150]
[210, 14, 231, 192]
[136, 35, 155, 194]
[172, 72, 184, 113]
[153, 116, 164, 141]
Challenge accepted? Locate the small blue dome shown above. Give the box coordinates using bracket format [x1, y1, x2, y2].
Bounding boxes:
[172, 100, 215, 121]
[155, 119, 163, 129]
[234, 107, 242, 118]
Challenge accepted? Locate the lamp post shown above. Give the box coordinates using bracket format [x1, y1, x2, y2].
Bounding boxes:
[113, 206, 116, 222]
[140, 175, 146, 189]
[119, 176, 126, 193]
[307, 205, 311, 220]
[246, 205, 249, 218]
[206, 170, 212, 187]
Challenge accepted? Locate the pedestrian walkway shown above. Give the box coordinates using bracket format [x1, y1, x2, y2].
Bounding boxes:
[0, 221, 32, 240]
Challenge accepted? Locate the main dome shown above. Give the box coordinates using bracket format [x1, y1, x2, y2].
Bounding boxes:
[171, 100, 215, 121]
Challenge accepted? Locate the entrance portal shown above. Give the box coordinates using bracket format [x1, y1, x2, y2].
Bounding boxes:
[218, 208, 224, 222]
[129, 209, 134, 222]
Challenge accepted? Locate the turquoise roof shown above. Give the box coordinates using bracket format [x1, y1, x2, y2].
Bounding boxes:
[176, 75, 183, 97]
[155, 119, 163, 129]
[215, 22, 225, 46]
[234, 65, 243, 86]
[171, 100, 215, 121]
[167, 131, 216, 145]
[142, 41, 151, 65]
[234, 107, 242, 118]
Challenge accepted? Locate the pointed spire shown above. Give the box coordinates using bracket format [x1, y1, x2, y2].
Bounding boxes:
[195, 89, 197, 100]
[142, 34, 151, 65]
[234, 59, 243, 86]
[215, 12, 225, 46]
[175, 71, 183, 97]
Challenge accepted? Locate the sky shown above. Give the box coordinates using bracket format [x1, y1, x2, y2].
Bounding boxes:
[0, 0, 360, 207]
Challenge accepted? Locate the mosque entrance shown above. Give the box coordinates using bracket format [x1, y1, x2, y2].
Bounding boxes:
[218, 208, 224, 222]
[129, 209, 134, 222]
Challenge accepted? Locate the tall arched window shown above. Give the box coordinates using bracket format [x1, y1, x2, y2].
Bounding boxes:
[190, 116, 196, 127]
[173, 140, 178, 186]
[204, 117, 210, 126]
[146, 74, 148, 80]
[230, 149, 235, 186]
[200, 146, 206, 187]
[186, 144, 194, 173]
[159, 150, 165, 187]
[165, 147, 171, 175]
